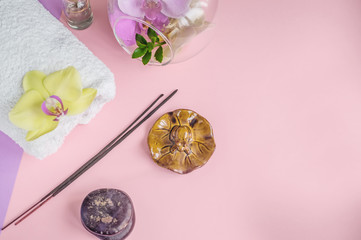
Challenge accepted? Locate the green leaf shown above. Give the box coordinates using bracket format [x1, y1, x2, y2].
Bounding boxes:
[137, 42, 146, 48]
[132, 47, 147, 59]
[147, 42, 154, 51]
[154, 46, 163, 63]
[135, 34, 147, 47]
[147, 28, 158, 40]
[142, 51, 152, 65]
[150, 37, 158, 43]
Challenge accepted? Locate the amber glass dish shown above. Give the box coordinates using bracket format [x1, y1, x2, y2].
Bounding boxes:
[148, 109, 216, 174]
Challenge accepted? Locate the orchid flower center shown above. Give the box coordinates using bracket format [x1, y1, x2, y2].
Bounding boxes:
[142, 0, 162, 20]
[143, 0, 161, 9]
[41, 95, 68, 121]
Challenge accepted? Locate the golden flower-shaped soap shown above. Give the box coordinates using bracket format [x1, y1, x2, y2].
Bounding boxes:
[148, 109, 216, 174]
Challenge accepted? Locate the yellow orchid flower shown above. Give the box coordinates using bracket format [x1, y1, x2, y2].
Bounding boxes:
[9, 67, 97, 141]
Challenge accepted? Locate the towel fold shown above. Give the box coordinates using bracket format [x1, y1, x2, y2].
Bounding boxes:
[0, 0, 116, 159]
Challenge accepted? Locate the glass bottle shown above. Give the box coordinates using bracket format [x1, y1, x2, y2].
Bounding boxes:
[62, 0, 93, 30]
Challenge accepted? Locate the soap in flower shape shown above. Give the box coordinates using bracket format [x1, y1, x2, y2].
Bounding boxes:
[9, 67, 97, 141]
[148, 109, 215, 174]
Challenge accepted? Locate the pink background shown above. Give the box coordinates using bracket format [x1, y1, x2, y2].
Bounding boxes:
[2, 0, 361, 239]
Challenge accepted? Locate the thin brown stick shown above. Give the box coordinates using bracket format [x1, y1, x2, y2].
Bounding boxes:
[14, 196, 53, 226]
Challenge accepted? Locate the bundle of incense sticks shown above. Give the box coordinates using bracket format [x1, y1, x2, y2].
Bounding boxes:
[2, 89, 178, 230]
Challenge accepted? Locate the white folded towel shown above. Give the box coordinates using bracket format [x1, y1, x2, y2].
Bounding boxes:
[0, 0, 116, 159]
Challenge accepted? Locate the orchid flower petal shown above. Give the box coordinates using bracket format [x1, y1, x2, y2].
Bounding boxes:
[64, 88, 97, 115]
[8, 90, 50, 131]
[43, 66, 82, 102]
[26, 120, 58, 141]
[160, 0, 191, 18]
[149, 11, 169, 30]
[115, 18, 141, 46]
[22, 71, 49, 99]
[117, 0, 145, 18]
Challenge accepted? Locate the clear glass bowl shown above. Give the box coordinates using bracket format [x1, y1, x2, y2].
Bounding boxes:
[107, 0, 218, 65]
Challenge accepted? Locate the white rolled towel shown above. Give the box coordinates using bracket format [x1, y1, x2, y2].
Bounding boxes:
[0, 0, 116, 159]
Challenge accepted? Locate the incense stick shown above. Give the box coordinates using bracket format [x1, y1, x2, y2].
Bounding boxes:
[1, 89, 177, 230]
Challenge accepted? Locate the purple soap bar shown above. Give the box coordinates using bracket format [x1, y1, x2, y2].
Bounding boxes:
[80, 189, 135, 240]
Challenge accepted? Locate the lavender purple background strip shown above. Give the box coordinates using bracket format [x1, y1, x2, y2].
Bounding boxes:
[39, 0, 62, 19]
[0, 0, 62, 234]
[0, 133, 22, 233]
